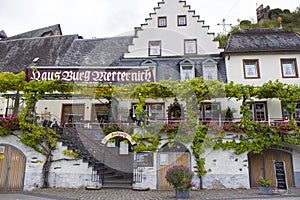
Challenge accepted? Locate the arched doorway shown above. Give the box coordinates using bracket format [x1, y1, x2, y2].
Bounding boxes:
[158, 142, 191, 190]
[248, 148, 294, 187]
[0, 145, 26, 191]
[101, 132, 135, 187]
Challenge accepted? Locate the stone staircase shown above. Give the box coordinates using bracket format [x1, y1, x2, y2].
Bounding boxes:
[57, 126, 133, 189]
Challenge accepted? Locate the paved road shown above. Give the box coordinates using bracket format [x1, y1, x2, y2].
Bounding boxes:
[1, 188, 300, 200]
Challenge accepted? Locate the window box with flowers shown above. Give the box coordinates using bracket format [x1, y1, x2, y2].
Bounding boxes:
[165, 165, 196, 199]
[258, 176, 275, 195]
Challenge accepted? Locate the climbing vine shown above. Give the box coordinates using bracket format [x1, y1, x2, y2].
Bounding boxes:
[2, 70, 300, 188]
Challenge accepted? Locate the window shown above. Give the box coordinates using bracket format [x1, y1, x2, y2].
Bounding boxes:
[149, 41, 161, 56]
[119, 141, 129, 155]
[199, 103, 220, 121]
[184, 39, 197, 54]
[61, 104, 85, 125]
[158, 16, 167, 27]
[282, 102, 300, 120]
[243, 59, 260, 79]
[91, 104, 109, 122]
[247, 102, 267, 121]
[203, 65, 217, 80]
[180, 65, 195, 80]
[281, 58, 298, 78]
[132, 103, 164, 121]
[178, 15, 187, 26]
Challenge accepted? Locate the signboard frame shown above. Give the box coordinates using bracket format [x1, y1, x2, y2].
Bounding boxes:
[274, 161, 289, 194]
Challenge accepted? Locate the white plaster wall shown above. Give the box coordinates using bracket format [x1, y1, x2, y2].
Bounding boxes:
[133, 153, 158, 190]
[49, 142, 98, 188]
[225, 53, 300, 85]
[1, 133, 99, 191]
[0, 133, 45, 191]
[202, 149, 250, 189]
[125, 0, 220, 58]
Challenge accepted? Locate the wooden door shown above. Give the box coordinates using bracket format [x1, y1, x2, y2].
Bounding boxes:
[0, 145, 25, 191]
[248, 152, 263, 187]
[0, 145, 8, 190]
[249, 150, 293, 187]
[158, 153, 189, 190]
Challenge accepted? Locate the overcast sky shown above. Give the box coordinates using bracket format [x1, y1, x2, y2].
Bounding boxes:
[1, 0, 299, 39]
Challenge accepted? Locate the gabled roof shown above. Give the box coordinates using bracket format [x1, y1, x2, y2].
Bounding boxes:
[0, 34, 78, 73]
[58, 36, 133, 66]
[224, 28, 300, 53]
[2, 24, 62, 41]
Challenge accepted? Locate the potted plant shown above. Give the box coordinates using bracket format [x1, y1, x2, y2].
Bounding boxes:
[165, 165, 196, 199]
[258, 176, 275, 195]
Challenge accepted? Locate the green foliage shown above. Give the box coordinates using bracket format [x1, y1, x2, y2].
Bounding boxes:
[102, 124, 123, 134]
[0, 126, 11, 137]
[214, 33, 229, 48]
[131, 132, 161, 152]
[214, 7, 300, 46]
[195, 158, 211, 178]
[63, 150, 79, 158]
[259, 176, 275, 187]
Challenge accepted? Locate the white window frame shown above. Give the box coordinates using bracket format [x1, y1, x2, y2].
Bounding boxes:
[184, 39, 197, 54]
[180, 65, 195, 80]
[203, 65, 217, 80]
[281, 58, 298, 78]
[243, 59, 260, 79]
[149, 41, 161, 56]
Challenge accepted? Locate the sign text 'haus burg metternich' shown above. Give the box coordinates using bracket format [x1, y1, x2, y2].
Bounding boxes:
[25, 66, 155, 83]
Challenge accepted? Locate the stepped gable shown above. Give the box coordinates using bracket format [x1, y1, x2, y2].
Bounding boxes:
[0, 34, 78, 73]
[125, 0, 220, 58]
[139, 0, 210, 33]
[58, 36, 133, 66]
[2, 24, 62, 41]
[224, 28, 300, 53]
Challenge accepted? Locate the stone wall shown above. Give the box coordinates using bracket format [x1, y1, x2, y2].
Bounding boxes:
[1, 133, 99, 191]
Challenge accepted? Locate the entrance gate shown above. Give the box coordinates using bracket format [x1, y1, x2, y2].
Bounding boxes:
[0, 145, 26, 191]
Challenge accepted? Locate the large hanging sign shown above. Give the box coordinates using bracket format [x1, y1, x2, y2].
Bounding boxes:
[101, 131, 136, 146]
[25, 66, 155, 83]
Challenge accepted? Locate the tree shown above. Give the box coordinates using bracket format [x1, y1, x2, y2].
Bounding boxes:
[0, 72, 26, 114]
[19, 78, 72, 188]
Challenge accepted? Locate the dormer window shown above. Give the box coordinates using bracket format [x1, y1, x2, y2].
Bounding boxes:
[180, 59, 195, 81]
[149, 41, 161, 56]
[202, 59, 218, 80]
[158, 17, 167, 27]
[178, 15, 187, 26]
